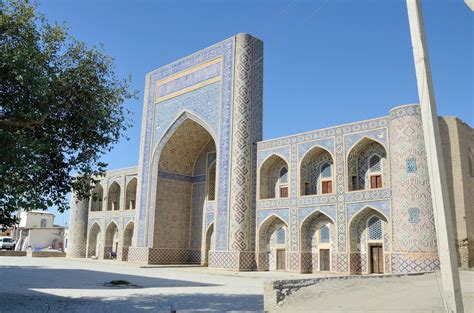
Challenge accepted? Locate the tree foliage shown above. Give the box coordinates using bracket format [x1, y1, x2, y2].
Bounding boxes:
[0, 0, 135, 227]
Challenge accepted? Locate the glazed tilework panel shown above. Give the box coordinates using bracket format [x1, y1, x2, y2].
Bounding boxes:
[137, 37, 234, 248]
[257, 147, 290, 168]
[228, 34, 264, 254]
[154, 178, 192, 249]
[391, 253, 439, 273]
[389, 106, 437, 254]
[209, 251, 239, 269]
[298, 138, 335, 161]
[257, 209, 289, 227]
[299, 205, 336, 224]
[156, 61, 221, 99]
[346, 200, 390, 222]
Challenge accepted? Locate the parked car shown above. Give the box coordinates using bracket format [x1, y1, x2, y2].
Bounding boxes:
[0, 237, 15, 250]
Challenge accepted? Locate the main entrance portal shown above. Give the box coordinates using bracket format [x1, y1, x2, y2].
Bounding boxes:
[152, 118, 216, 264]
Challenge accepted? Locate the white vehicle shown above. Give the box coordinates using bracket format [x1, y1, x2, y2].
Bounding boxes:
[0, 237, 15, 250]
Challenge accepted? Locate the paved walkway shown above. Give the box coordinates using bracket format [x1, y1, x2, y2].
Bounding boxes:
[0, 257, 333, 312]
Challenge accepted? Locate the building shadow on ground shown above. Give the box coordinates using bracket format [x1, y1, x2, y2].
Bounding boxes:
[0, 266, 215, 289]
[1, 292, 264, 312]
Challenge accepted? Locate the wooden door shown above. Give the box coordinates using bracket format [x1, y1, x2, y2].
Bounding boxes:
[276, 249, 286, 270]
[320, 249, 330, 271]
[280, 186, 288, 198]
[370, 175, 382, 189]
[370, 245, 384, 273]
[322, 181, 332, 194]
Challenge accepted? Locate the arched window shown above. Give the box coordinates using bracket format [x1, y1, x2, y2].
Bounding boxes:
[276, 227, 285, 245]
[278, 167, 289, 198]
[368, 216, 382, 240]
[279, 167, 288, 183]
[320, 163, 332, 178]
[369, 154, 381, 172]
[319, 225, 330, 243]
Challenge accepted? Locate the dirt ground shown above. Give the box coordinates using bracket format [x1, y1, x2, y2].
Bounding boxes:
[274, 271, 474, 313]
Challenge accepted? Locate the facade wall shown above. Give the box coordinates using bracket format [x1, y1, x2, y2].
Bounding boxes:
[68, 34, 473, 274]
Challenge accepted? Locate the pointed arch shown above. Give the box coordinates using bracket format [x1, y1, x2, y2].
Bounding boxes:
[125, 178, 137, 210]
[257, 214, 289, 271]
[123, 221, 134, 247]
[299, 145, 334, 196]
[259, 154, 290, 199]
[346, 137, 388, 191]
[349, 206, 388, 274]
[90, 183, 104, 211]
[107, 181, 121, 211]
[87, 222, 101, 258]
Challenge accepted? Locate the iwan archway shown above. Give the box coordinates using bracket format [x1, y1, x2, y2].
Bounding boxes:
[151, 118, 217, 264]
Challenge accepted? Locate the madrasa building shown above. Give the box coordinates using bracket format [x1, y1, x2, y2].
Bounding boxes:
[66, 34, 473, 275]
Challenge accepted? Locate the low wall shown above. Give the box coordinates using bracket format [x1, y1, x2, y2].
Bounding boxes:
[263, 272, 430, 311]
[0, 251, 26, 257]
[27, 251, 66, 258]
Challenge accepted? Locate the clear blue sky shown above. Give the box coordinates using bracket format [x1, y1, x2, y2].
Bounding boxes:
[39, 0, 472, 225]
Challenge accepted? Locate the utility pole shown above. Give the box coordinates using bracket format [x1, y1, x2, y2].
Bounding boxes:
[405, 1, 464, 312]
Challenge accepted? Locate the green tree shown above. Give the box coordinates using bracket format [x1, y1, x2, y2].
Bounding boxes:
[0, 0, 135, 227]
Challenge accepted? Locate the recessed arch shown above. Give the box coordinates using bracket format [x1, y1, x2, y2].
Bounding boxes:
[346, 137, 387, 191]
[349, 206, 388, 274]
[125, 178, 137, 210]
[299, 145, 334, 196]
[107, 181, 121, 211]
[123, 221, 134, 247]
[105, 221, 119, 259]
[87, 222, 101, 258]
[90, 183, 104, 212]
[203, 222, 214, 266]
[149, 114, 216, 264]
[257, 214, 289, 271]
[259, 154, 290, 199]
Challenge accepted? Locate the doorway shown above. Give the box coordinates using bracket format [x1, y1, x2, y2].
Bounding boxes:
[276, 249, 286, 270]
[319, 249, 330, 271]
[370, 245, 383, 273]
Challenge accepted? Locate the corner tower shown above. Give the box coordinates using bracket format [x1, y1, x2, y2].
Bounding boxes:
[388, 104, 439, 273]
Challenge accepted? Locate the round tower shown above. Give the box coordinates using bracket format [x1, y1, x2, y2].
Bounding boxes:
[389, 104, 439, 273]
[66, 192, 89, 258]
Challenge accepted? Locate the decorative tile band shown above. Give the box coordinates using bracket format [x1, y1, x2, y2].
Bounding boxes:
[158, 170, 206, 183]
[155, 57, 222, 102]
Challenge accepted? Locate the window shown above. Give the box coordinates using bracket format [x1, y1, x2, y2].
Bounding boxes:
[322, 181, 332, 194]
[280, 186, 288, 198]
[406, 158, 417, 173]
[320, 225, 330, 243]
[40, 219, 47, 228]
[370, 175, 382, 189]
[320, 163, 332, 178]
[279, 167, 288, 184]
[276, 227, 285, 245]
[304, 181, 310, 196]
[369, 155, 381, 172]
[368, 216, 382, 240]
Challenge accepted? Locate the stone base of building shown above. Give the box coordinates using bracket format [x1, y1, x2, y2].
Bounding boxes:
[126, 246, 201, 264]
[208, 250, 256, 271]
[390, 253, 440, 274]
[66, 244, 87, 258]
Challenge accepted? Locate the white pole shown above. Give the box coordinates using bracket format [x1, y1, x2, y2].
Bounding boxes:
[405, 1, 464, 312]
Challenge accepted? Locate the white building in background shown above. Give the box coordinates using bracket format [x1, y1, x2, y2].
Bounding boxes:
[13, 210, 66, 252]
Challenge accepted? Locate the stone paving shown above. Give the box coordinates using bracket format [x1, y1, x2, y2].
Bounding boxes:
[0, 257, 334, 312]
